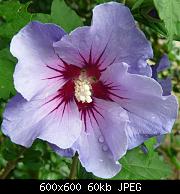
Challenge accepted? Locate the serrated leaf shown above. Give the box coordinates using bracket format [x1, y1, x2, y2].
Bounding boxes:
[51, 0, 83, 32]
[154, 0, 180, 43]
[112, 148, 172, 180]
[0, 48, 16, 99]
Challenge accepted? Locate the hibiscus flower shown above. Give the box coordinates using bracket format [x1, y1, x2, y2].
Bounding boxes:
[2, 2, 178, 178]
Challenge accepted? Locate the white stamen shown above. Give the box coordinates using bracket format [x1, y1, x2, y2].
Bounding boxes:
[86, 96, 92, 103]
[84, 84, 90, 91]
[74, 72, 92, 103]
[79, 95, 86, 102]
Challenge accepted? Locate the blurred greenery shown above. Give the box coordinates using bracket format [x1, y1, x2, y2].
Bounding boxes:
[0, 0, 179, 180]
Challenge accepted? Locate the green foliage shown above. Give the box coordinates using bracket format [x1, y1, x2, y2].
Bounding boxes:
[32, 13, 52, 23]
[51, 0, 83, 32]
[0, 0, 83, 99]
[0, 48, 16, 99]
[112, 146, 172, 180]
[77, 137, 172, 180]
[0, 139, 71, 179]
[0, 0, 31, 39]
[144, 137, 157, 158]
[154, 0, 180, 42]
[131, 0, 145, 10]
[129, 0, 167, 37]
[32, 0, 83, 32]
[127, 0, 180, 44]
[1, 138, 23, 161]
[0, 0, 29, 99]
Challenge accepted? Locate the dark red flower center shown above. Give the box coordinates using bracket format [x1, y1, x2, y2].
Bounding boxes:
[45, 58, 114, 113]
[44, 52, 127, 131]
[59, 64, 110, 104]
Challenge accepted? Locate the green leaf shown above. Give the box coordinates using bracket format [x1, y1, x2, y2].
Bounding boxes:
[51, 0, 83, 32]
[32, 0, 83, 32]
[31, 13, 52, 23]
[1, 138, 22, 161]
[0, 0, 31, 39]
[112, 147, 172, 180]
[154, 0, 180, 43]
[23, 150, 42, 162]
[144, 137, 157, 158]
[0, 48, 16, 99]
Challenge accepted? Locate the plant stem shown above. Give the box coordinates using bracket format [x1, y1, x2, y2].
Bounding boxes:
[69, 152, 79, 179]
[0, 148, 25, 179]
[0, 159, 19, 179]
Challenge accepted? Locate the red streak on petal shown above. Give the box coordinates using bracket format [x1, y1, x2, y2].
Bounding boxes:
[62, 64, 81, 80]
[75, 100, 105, 131]
[76, 100, 93, 131]
[46, 64, 81, 80]
[58, 80, 75, 103]
[43, 80, 75, 117]
[92, 80, 128, 102]
[85, 65, 102, 80]
[91, 81, 112, 101]
[44, 54, 126, 132]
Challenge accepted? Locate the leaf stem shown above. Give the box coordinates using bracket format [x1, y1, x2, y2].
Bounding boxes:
[69, 152, 79, 179]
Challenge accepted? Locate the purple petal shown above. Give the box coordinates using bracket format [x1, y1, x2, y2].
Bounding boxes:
[50, 143, 75, 158]
[2, 94, 82, 149]
[157, 54, 170, 72]
[151, 54, 171, 96]
[73, 131, 121, 179]
[92, 2, 153, 76]
[150, 55, 171, 146]
[72, 99, 128, 178]
[54, 2, 153, 76]
[11, 21, 66, 101]
[101, 62, 178, 149]
[2, 94, 42, 147]
[152, 54, 170, 79]
[155, 135, 164, 148]
[93, 98, 128, 161]
[158, 77, 172, 96]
